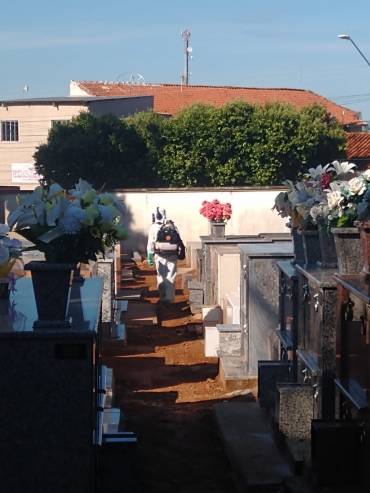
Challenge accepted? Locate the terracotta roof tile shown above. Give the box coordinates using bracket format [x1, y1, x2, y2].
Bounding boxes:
[71, 81, 361, 125]
[347, 132, 370, 158]
[347, 132, 370, 169]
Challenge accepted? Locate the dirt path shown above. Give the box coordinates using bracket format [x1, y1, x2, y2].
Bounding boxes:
[102, 260, 256, 493]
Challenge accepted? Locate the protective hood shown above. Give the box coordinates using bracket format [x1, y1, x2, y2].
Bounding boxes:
[152, 206, 167, 224]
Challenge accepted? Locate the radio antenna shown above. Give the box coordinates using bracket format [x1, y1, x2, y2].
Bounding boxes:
[181, 30, 192, 86]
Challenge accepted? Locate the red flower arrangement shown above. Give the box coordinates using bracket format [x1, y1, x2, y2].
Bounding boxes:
[319, 172, 332, 190]
[199, 199, 232, 223]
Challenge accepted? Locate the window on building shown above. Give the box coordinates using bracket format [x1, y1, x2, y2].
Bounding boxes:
[51, 120, 70, 127]
[1, 121, 19, 141]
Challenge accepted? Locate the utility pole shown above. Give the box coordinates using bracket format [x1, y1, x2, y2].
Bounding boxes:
[181, 30, 191, 86]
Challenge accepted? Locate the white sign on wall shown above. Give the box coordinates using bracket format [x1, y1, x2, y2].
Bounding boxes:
[11, 163, 42, 183]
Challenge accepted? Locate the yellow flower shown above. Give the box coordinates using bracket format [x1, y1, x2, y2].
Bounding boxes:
[0, 258, 16, 278]
[98, 221, 113, 233]
[85, 204, 99, 219]
[296, 203, 310, 219]
[16, 194, 24, 206]
[90, 226, 101, 238]
[82, 190, 97, 204]
[99, 193, 114, 206]
[80, 213, 94, 227]
[290, 210, 304, 229]
[107, 204, 120, 220]
[115, 227, 129, 240]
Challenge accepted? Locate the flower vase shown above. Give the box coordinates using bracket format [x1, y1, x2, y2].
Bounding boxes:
[317, 220, 338, 268]
[24, 261, 76, 328]
[0, 280, 10, 300]
[73, 264, 85, 283]
[331, 228, 363, 275]
[297, 229, 321, 265]
[0, 298, 10, 315]
[290, 227, 305, 265]
[354, 221, 370, 276]
[210, 221, 226, 239]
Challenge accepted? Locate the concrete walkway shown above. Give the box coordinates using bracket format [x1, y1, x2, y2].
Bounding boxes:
[120, 301, 158, 326]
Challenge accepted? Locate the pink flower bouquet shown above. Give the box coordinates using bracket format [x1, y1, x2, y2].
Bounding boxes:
[199, 199, 232, 223]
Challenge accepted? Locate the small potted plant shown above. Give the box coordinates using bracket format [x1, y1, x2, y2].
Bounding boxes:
[273, 160, 359, 268]
[7, 179, 129, 327]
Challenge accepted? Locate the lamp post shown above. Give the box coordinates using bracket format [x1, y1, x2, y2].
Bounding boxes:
[338, 34, 370, 68]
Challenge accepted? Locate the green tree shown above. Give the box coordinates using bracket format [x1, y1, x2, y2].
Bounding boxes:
[158, 103, 218, 187]
[297, 103, 348, 174]
[156, 100, 347, 187]
[34, 111, 150, 189]
[124, 110, 168, 187]
[34, 102, 347, 190]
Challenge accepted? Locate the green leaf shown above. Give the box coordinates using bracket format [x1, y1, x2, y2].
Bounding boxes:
[336, 215, 350, 227]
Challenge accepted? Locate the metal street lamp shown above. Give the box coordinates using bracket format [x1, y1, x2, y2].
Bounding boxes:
[338, 34, 370, 67]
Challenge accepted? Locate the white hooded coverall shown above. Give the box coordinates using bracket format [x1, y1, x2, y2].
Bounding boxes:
[147, 207, 179, 304]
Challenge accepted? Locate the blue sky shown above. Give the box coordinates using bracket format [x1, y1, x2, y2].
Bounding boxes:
[2, 0, 370, 120]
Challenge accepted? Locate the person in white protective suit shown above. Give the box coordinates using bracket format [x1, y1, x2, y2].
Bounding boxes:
[147, 206, 181, 307]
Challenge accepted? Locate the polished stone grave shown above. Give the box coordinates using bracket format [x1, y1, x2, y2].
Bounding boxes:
[239, 242, 294, 376]
[0, 278, 104, 493]
[201, 233, 291, 306]
[218, 243, 294, 389]
[296, 264, 338, 421]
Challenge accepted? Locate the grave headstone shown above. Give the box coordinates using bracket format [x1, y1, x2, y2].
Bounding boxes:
[239, 243, 294, 376]
[296, 264, 338, 420]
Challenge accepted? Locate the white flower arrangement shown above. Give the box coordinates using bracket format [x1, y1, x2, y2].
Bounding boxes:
[347, 177, 367, 196]
[7, 179, 128, 264]
[327, 190, 344, 210]
[273, 160, 362, 230]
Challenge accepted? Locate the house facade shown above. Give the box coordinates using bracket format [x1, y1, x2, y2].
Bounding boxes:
[0, 95, 153, 190]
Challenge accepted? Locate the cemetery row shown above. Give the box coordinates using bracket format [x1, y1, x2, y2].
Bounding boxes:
[0, 245, 137, 493]
[188, 223, 370, 491]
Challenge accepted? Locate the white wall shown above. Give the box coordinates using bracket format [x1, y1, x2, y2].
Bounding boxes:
[114, 188, 289, 253]
[0, 187, 289, 253]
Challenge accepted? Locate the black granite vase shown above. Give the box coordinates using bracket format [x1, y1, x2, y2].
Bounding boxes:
[210, 221, 226, 238]
[73, 264, 85, 283]
[317, 220, 338, 268]
[0, 298, 10, 315]
[297, 229, 321, 265]
[24, 261, 76, 328]
[331, 228, 363, 275]
[0, 281, 10, 299]
[290, 227, 305, 265]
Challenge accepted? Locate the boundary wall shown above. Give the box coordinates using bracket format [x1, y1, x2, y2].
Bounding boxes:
[0, 186, 289, 253]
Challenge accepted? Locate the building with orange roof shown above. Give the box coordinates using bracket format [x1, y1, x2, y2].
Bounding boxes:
[70, 80, 370, 171]
[70, 80, 366, 130]
[0, 80, 368, 189]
